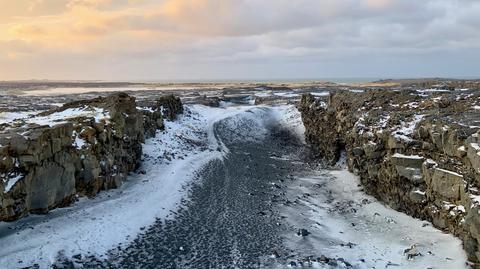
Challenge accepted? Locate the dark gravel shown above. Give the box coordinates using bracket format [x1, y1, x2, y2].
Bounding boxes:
[53, 107, 308, 269]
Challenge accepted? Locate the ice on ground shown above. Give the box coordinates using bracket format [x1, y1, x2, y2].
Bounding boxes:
[0, 104, 252, 269]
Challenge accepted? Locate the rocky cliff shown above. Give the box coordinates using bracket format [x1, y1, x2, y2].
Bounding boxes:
[299, 90, 480, 263]
[0, 93, 183, 221]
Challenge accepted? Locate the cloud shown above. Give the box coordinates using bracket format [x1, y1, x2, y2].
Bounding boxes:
[0, 0, 479, 80]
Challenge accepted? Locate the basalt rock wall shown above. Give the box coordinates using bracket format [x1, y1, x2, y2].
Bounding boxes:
[0, 93, 183, 221]
[299, 90, 480, 263]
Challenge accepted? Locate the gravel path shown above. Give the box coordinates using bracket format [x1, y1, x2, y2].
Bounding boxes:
[48, 106, 468, 269]
[96, 108, 306, 268]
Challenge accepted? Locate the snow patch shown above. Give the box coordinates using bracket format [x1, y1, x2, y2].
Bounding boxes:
[281, 169, 469, 269]
[392, 114, 425, 141]
[310, 92, 330, 97]
[271, 105, 306, 144]
[3, 174, 23, 193]
[435, 168, 463, 178]
[23, 107, 110, 127]
[0, 104, 253, 268]
[392, 153, 424, 159]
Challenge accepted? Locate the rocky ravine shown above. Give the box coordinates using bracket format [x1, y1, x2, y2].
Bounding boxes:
[299, 89, 480, 264]
[0, 93, 183, 222]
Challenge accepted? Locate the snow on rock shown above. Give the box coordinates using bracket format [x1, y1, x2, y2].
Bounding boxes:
[417, 88, 451, 93]
[310, 92, 330, 97]
[392, 153, 424, 159]
[29, 107, 109, 127]
[435, 168, 463, 178]
[392, 114, 425, 141]
[1, 107, 109, 127]
[3, 174, 23, 193]
[0, 104, 251, 268]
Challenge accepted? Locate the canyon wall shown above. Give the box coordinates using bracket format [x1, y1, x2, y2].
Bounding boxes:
[0, 93, 183, 221]
[299, 90, 480, 263]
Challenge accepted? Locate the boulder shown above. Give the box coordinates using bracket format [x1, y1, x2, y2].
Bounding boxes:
[396, 166, 423, 184]
[426, 168, 465, 201]
[468, 143, 480, 174]
[391, 153, 424, 168]
[157, 94, 183, 121]
[409, 190, 426, 203]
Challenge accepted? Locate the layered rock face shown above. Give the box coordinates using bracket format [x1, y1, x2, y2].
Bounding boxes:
[299, 90, 480, 263]
[0, 93, 183, 221]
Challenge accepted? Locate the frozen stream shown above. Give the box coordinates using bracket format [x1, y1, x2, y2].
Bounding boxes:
[0, 104, 468, 268]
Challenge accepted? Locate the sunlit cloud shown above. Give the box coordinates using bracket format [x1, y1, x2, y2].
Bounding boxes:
[0, 0, 479, 80]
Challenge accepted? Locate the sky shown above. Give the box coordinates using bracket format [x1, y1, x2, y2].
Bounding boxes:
[0, 0, 479, 81]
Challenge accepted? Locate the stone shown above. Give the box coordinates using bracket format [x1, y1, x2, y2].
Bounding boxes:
[388, 135, 405, 149]
[467, 143, 480, 174]
[391, 153, 424, 168]
[157, 94, 183, 121]
[426, 168, 464, 201]
[352, 147, 364, 156]
[297, 228, 310, 237]
[396, 166, 423, 184]
[364, 145, 383, 160]
[409, 190, 426, 203]
[198, 95, 221, 107]
[26, 161, 76, 212]
[465, 206, 480, 242]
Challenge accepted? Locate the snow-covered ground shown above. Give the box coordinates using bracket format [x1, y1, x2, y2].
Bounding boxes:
[270, 106, 469, 268]
[280, 168, 469, 269]
[0, 111, 35, 124]
[0, 103, 470, 269]
[0, 106, 108, 126]
[0, 104, 253, 268]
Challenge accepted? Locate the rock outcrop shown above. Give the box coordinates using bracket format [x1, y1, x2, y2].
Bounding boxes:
[299, 90, 480, 263]
[0, 93, 183, 221]
[157, 94, 183, 121]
